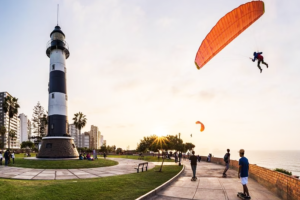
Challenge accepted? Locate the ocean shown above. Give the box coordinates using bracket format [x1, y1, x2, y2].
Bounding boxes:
[199, 150, 300, 176]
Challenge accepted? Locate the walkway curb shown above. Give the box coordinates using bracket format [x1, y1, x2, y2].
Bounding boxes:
[136, 164, 185, 200]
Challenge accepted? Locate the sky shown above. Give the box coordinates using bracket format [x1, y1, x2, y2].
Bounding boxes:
[0, 0, 300, 153]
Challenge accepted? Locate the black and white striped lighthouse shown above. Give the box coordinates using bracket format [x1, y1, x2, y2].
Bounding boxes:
[37, 25, 78, 158]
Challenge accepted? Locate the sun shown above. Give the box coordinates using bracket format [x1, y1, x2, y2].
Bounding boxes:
[153, 126, 168, 137]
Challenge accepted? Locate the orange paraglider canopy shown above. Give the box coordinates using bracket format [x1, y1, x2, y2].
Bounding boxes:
[195, 1, 265, 69]
[195, 121, 205, 132]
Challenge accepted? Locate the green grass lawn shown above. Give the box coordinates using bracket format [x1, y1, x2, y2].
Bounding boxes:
[108, 155, 175, 162]
[8, 158, 118, 169]
[0, 165, 182, 200]
[14, 153, 37, 158]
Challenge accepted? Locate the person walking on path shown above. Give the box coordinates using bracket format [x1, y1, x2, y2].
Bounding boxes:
[11, 151, 15, 164]
[174, 151, 178, 163]
[238, 149, 251, 199]
[4, 150, 9, 166]
[189, 151, 198, 181]
[178, 152, 182, 166]
[223, 149, 230, 177]
[93, 149, 97, 160]
[103, 152, 107, 159]
[0, 151, 2, 165]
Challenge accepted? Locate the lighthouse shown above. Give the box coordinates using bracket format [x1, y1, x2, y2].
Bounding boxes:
[37, 25, 78, 158]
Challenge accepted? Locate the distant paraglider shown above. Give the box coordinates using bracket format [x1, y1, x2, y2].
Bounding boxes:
[195, 121, 205, 132]
[195, 1, 265, 69]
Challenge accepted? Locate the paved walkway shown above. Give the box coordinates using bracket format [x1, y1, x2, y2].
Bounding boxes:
[151, 160, 281, 200]
[0, 158, 155, 180]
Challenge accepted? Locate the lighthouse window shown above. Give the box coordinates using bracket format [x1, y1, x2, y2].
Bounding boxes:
[52, 64, 55, 70]
[52, 93, 54, 99]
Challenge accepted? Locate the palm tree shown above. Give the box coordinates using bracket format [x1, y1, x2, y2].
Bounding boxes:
[2, 96, 20, 149]
[8, 130, 17, 148]
[73, 112, 87, 148]
[0, 126, 6, 149]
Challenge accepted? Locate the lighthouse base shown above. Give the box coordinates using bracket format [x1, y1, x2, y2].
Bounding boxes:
[37, 137, 79, 158]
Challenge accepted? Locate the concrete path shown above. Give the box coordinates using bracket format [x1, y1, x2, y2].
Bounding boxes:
[0, 158, 155, 180]
[151, 160, 281, 200]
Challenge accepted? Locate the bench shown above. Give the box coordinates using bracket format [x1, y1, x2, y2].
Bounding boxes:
[138, 155, 144, 160]
[134, 162, 148, 173]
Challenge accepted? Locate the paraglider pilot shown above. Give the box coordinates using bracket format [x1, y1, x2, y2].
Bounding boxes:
[251, 52, 268, 73]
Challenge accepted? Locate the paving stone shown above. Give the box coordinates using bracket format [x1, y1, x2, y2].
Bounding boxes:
[33, 176, 55, 180]
[56, 175, 78, 180]
[98, 173, 115, 177]
[77, 174, 99, 179]
[0, 158, 156, 180]
[157, 186, 196, 199]
[193, 188, 226, 200]
[150, 160, 280, 200]
[12, 175, 35, 179]
[198, 177, 223, 189]
[56, 171, 73, 176]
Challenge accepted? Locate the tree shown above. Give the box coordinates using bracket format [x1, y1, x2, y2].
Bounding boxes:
[185, 142, 195, 151]
[136, 135, 157, 153]
[116, 148, 123, 154]
[20, 141, 35, 152]
[8, 130, 17, 148]
[0, 126, 6, 149]
[40, 113, 48, 136]
[2, 95, 20, 149]
[100, 144, 107, 153]
[31, 102, 46, 142]
[73, 112, 87, 147]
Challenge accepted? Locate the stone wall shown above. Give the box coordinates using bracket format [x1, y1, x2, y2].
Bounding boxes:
[200, 156, 300, 200]
[37, 138, 79, 158]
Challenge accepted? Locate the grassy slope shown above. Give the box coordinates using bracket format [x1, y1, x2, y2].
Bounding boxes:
[0, 165, 182, 200]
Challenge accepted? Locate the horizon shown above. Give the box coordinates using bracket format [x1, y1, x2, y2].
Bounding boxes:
[1, 0, 300, 152]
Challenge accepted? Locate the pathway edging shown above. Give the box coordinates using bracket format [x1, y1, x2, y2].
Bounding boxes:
[136, 164, 185, 200]
[0, 158, 155, 180]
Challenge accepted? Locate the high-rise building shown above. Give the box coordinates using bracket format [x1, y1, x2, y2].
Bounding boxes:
[83, 132, 90, 148]
[0, 92, 21, 149]
[27, 119, 32, 142]
[103, 140, 106, 145]
[69, 124, 79, 147]
[89, 125, 101, 149]
[19, 113, 30, 142]
[100, 135, 104, 146]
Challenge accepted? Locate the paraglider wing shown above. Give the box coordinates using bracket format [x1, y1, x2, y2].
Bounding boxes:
[195, 121, 205, 132]
[195, 1, 265, 69]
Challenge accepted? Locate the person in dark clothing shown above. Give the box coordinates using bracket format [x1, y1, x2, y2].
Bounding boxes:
[238, 149, 251, 199]
[4, 150, 9, 166]
[0, 151, 3, 165]
[197, 155, 201, 162]
[251, 52, 268, 73]
[189, 151, 198, 181]
[223, 149, 230, 177]
[178, 152, 182, 166]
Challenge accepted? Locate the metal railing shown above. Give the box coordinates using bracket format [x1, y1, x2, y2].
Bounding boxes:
[46, 39, 69, 50]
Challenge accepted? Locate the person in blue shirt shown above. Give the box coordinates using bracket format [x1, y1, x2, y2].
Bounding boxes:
[238, 149, 250, 199]
[251, 52, 268, 73]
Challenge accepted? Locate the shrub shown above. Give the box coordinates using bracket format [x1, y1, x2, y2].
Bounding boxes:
[275, 168, 292, 176]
